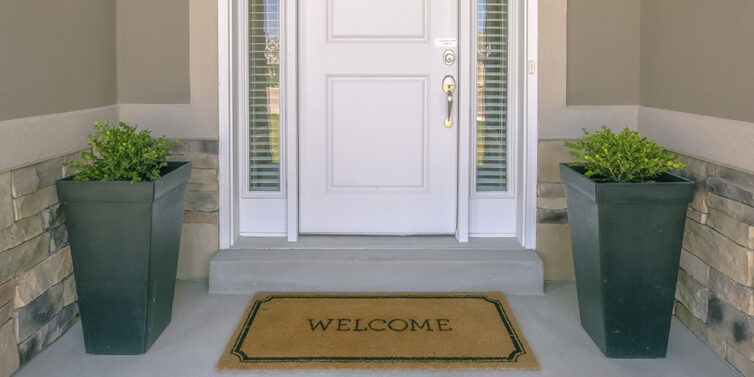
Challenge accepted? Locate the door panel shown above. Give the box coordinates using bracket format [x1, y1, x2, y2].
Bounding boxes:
[328, 0, 427, 40]
[299, 0, 458, 233]
[328, 77, 428, 190]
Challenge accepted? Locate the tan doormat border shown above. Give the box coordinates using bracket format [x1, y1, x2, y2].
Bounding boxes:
[218, 293, 538, 370]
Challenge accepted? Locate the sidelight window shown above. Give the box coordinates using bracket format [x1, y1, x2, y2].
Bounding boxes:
[475, 0, 509, 192]
[248, 0, 281, 192]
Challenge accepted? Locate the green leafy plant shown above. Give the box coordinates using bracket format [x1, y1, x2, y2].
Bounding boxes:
[66, 121, 179, 183]
[564, 126, 684, 183]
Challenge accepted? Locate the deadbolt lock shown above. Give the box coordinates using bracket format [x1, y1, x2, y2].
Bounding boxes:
[443, 49, 456, 65]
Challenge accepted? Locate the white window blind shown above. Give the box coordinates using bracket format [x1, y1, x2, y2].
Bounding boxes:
[249, 0, 281, 191]
[476, 0, 509, 192]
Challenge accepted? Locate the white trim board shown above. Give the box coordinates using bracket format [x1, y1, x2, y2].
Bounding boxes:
[0, 105, 118, 174]
[282, 0, 299, 242]
[522, 0, 538, 248]
[217, 0, 539, 248]
[456, 0, 472, 242]
[218, 0, 234, 249]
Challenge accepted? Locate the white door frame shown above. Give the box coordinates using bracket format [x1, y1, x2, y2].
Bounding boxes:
[217, 0, 538, 248]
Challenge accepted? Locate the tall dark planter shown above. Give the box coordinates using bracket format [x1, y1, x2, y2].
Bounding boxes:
[559, 163, 694, 358]
[56, 161, 191, 355]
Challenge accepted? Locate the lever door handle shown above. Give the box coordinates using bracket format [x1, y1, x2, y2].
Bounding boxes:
[442, 75, 456, 128]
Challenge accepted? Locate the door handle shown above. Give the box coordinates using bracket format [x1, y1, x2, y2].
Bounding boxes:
[442, 75, 456, 128]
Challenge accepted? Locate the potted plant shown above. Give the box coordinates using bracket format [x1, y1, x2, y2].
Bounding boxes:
[56, 122, 191, 354]
[560, 127, 694, 358]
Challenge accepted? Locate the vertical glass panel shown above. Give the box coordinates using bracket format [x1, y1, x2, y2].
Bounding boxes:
[249, 0, 281, 191]
[476, 0, 508, 192]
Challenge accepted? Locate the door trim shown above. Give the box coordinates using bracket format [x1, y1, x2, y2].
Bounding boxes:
[456, 0, 471, 242]
[282, 0, 299, 242]
[218, 0, 538, 248]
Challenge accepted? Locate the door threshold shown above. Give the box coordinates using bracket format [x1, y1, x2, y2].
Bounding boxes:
[229, 235, 526, 251]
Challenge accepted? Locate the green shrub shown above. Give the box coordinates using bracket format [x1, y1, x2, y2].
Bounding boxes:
[66, 121, 179, 183]
[564, 126, 684, 183]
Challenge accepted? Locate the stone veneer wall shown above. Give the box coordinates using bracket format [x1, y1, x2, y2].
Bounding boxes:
[671, 154, 754, 377]
[169, 140, 220, 280]
[535, 141, 577, 281]
[536, 140, 754, 376]
[0, 152, 84, 377]
[0, 139, 219, 377]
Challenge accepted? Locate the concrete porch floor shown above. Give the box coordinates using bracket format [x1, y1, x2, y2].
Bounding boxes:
[14, 281, 741, 377]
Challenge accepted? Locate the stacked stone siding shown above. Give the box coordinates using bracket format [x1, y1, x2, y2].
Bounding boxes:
[535, 141, 576, 281]
[536, 140, 754, 376]
[0, 140, 220, 376]
[672, 154, 754, 377]
[0, 151, 84, 377]
[168, 140, 220, 280]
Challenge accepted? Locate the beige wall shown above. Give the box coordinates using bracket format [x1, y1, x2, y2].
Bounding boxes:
[118, 0, 218, 139]
[555, 0, 754, 173]
[639, 0, 754, 173]
[539, 0, 639, 140]
[641, 0, 754, 123]
[0, 0, 116, 121]
[566, 0, 754, 122]
[566, 0, 640, 106]
[117, 0, 191, 104]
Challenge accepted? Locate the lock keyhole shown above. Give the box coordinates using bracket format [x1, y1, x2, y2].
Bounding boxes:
[443, 49, 455, 65]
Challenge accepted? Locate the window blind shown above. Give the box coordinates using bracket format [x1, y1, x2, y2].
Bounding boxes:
[476, 0, 508, 192]
[249, 0, 281, 191]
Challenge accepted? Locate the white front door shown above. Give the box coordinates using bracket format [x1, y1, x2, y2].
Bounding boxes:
[299, 0, 459, 234]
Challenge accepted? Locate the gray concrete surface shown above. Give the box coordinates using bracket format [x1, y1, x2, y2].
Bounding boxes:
[14, 281, 742, 377]
[210, 249, 544, 295]
[212, 236, 544, 295]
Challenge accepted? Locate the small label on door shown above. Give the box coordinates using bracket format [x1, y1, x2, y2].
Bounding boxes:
[434, 38, 457, 48]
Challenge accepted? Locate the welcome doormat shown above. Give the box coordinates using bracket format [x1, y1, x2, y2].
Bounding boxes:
[217, 293, 539, 370]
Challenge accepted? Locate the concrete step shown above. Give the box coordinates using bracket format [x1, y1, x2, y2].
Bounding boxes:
[209, 237, 544, 295]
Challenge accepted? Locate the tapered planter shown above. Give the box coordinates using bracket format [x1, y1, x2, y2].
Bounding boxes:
[559, 163, 694, 358]
[56, 161, 191, 354]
